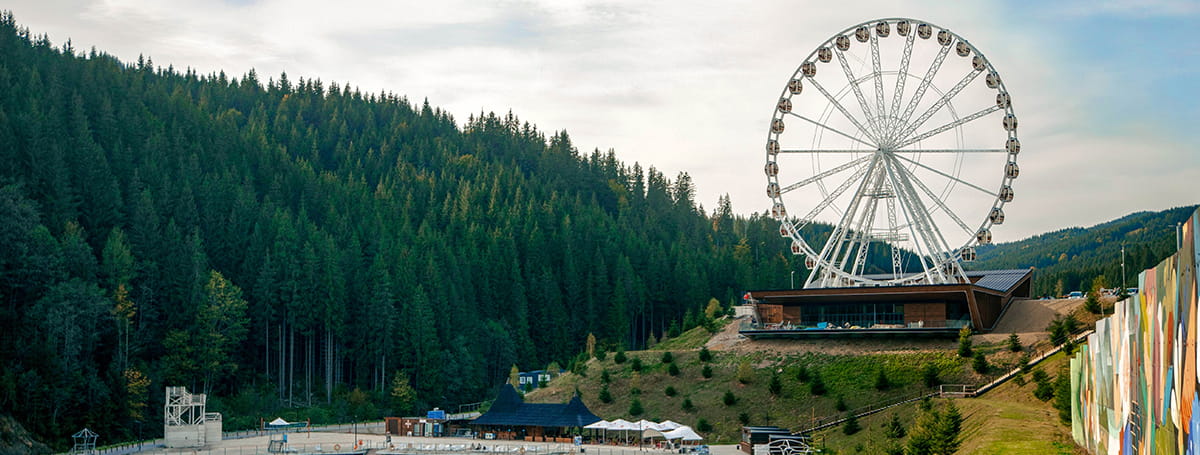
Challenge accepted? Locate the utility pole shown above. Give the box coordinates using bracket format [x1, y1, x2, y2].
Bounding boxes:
[1121, 244, 1126, 293]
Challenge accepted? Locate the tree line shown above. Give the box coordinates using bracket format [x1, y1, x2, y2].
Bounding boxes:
[0, 12, 818, 447]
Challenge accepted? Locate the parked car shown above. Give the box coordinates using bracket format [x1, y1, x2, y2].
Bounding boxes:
[1067, 291, 1084, 298]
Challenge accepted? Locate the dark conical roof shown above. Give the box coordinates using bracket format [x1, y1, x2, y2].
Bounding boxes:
[472, 386, 601, 428]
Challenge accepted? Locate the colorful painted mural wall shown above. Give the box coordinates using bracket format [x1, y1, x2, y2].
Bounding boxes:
[1072, 208, 1200, 454]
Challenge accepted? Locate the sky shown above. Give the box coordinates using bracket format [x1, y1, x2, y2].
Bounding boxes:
[6, 0, 1199, 242]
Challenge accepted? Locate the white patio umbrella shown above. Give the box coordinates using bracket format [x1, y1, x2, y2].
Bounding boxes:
[608, 419, 637, 444]
[584, 420, 612, 442]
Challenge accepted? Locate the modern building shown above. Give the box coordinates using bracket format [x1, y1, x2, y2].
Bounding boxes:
[471, 385, 600, 441]
[740, 268, 1032, 337]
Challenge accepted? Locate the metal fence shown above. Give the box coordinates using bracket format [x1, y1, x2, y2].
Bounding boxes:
[67, 421, 387, 455]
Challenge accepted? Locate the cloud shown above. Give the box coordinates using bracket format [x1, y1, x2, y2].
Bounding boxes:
[4, 0, 1196, 244]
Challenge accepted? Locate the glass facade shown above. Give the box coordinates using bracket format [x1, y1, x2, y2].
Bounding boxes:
[798, 303, 904, 327]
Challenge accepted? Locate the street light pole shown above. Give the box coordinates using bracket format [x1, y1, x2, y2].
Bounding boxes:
[791, 271, 795, 289]
[1121, 244, 1126, 292]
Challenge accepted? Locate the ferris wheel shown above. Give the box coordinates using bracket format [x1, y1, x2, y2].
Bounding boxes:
[765, 18, 1020, 289]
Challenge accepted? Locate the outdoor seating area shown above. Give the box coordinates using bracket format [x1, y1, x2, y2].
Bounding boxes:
[582, 419, 704, 449]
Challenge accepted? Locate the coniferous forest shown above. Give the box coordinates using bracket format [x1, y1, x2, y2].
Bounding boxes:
[1, 12, 1192, 450]
[0, 13, 813, 446]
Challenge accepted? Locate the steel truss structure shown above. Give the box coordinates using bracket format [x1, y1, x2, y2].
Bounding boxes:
[766, 18, 1019, 288]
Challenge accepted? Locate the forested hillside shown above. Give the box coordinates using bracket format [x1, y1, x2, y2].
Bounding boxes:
[972, 205, 1197, 295]
[0, 13, 811, 446]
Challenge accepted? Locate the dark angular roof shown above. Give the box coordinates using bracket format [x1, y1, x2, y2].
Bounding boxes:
[472, 385, 601, 428]
[965, 269, 1032, 293]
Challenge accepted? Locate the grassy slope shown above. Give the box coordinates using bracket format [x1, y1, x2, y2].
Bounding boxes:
[806, 351, 1082, 454]
[531, 323, 1088, 454]
[530, 326, 982, 444]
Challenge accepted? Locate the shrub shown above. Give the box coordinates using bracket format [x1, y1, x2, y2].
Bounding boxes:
[1032, 369, 1054, 401]
[809, 371, 827, 396]
[682, 398, 695, 412]
[668, 363, 681, 376]
[795, 365, 809, 382]
[972, 352, 989, 374]
[1007, 332, 1022, 352]
[874, 368, 890, 390]
[665, 386, 677, 397]
[595, 347, 607, 361]
[599, 385, 612, 403]
[698, 346, 713, 362]
[736, 360, 754, 384]
[957, 326, 973, 358]
[1018, 352, 1032, 373]
[661, 351, 674, 364]
[630, 356, 643, 372]
[600, 369, 611, 384]
[667, 321, 681, 339]
[1084, 291, 1102, 314]
[884, 413, 906, 439]
[738, 412, 750, 425]
[835, 395, 847, 412]
[921, 363, 940, 388]
[768, 373, 782, 396]
[630, 387, 641, 396]
[723, 390, 738, 406]
[614, 350, 627, 364]
[629, 398, 644, 416]
[696, 418, 712, 432]
[1053, 367, 1073, 425]
[842, 412, 861, 435]
[701, 365, 713, 379]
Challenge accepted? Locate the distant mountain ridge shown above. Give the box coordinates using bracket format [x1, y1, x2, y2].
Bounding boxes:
[970, 205, 1198, 295]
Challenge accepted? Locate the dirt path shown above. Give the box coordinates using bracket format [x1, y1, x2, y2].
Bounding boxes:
[977, 298, 1083, 345]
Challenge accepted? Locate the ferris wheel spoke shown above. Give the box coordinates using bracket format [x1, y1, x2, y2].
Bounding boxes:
[888, 157, 956, 276]
[870, 33, 887, 126]
[890, 156, 975, 236]
[832, 48, 884, 140]
[892, 44, 952, 144]
[894, 105, 1002, 149]
[902, 106, 1003, 149]
[795, 164, 872, 231]
[890, 148, 1006, 154]
[779, 149, 875, 154]
[895, 68, 985, 143]
[892, 154, 994, 196]
[786, 112, 876, 148]
[879, 157, 939, 281]
[813, 155, 882, 284]
[888, 32, 917, 131]
[780, 156, 871, 193]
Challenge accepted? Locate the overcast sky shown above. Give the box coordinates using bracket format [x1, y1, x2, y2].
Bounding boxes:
[6, 0, 1199, 242]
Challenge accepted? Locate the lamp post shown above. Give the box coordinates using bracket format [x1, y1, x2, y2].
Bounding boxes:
[791, 271, 795, 289]
[1121, 244, 1126, 293]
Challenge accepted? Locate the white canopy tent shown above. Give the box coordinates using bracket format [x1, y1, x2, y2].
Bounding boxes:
[663, 426, 703, 441]
[657, 420, 684, 431]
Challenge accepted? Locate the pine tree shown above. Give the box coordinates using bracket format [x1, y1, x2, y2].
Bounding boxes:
[957, 326, 973, 358]
[842, 412, 860, 435]
[1007, 332, 1022, 352]
[809, 372, 827, 396]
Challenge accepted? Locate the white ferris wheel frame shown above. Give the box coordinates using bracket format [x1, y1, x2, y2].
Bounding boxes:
[765, 18, 1020, 289]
